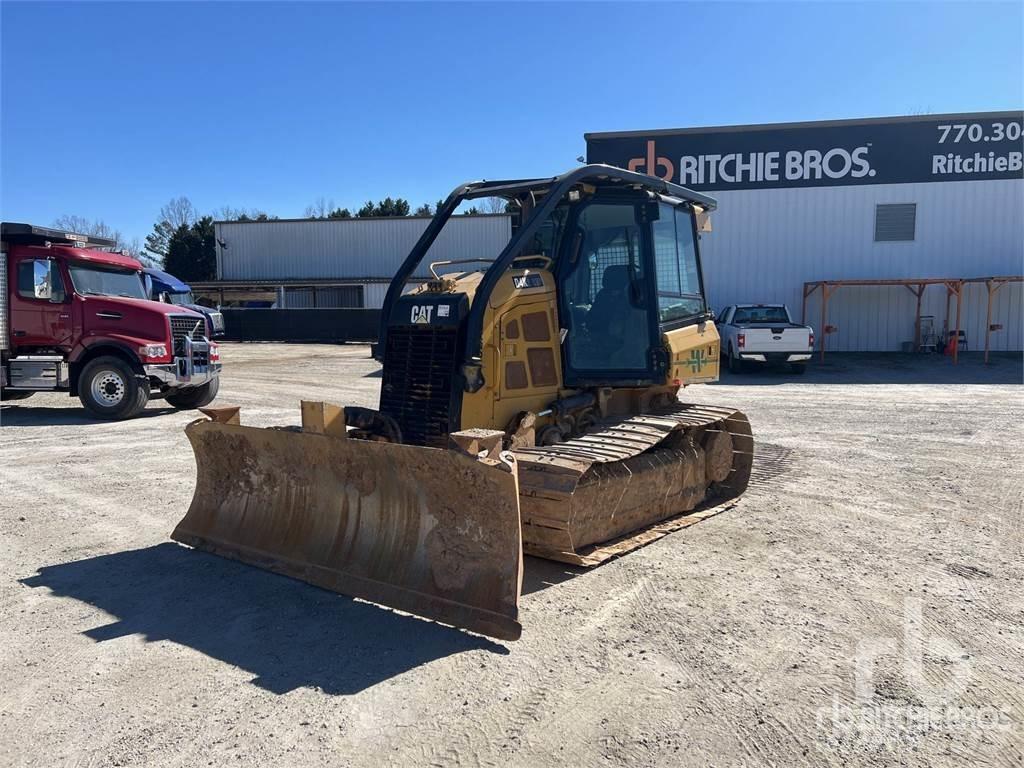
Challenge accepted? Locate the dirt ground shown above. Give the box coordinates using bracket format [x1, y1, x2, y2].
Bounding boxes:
[1, 343, 1021, 768]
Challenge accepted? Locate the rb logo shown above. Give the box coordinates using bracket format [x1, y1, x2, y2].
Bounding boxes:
[628, 140, 675, 181]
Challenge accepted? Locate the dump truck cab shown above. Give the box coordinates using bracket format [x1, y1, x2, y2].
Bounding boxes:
[1, 222, 221, 418]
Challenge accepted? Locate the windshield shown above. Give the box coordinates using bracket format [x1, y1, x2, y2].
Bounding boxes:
[733, 306, 790, 324]
[166, 291, 195, 305]
[68, 263, 147, 299]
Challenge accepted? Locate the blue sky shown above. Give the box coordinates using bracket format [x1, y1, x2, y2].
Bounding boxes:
[2, 1, 1021, 245]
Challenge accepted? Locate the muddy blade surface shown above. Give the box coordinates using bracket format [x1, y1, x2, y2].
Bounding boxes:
[173, 420, 523, 640]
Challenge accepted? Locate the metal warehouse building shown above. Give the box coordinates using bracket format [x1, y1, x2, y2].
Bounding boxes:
[588, 111, 1023, 353]
[206, 214, 512, 308]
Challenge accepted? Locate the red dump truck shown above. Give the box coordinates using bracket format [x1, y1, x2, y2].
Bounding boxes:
[1, 222, 221, 419]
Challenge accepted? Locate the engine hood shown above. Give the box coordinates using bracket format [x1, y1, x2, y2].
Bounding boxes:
[84, 294, 205, 318]
[80, 295, 205, 344]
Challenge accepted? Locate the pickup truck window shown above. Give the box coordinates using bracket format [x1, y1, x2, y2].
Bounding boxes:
[68, 262, 147, 299]
[653, 204, 704, 323]
[733, 306, 791, 324]
[17, 259, 66, 302]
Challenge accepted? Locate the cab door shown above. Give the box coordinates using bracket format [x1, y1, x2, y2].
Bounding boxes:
[555, 197, 661, 386]
[9, 255, 72, 349]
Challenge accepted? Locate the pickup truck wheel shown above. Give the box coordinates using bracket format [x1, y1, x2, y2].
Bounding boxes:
[789, 362, 807, 375]
[78, 356, 148, 420]
[165, 377, 219, 410]
[1, 390, 34, 401]
[727, 345, 743, 374]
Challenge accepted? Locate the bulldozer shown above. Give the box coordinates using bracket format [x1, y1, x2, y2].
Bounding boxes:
[172, 165, 753, 641]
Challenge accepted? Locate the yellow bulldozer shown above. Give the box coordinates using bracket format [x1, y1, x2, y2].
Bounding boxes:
[172, 165, 753, 640]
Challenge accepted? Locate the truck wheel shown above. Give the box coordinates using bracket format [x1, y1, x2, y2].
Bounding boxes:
[78, 356, 148, 420]
[1, 390, 34, 401]
[789, 363, 807, 375]
[165, 377, 219, 410]
[728, 346, 743, 374]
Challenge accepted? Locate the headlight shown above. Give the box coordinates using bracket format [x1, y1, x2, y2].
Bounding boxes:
[139, 343, 168, 359]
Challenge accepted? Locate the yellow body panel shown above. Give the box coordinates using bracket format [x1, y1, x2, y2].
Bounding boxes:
[664, 321, 721, 386]
[460, 268, 564, 430]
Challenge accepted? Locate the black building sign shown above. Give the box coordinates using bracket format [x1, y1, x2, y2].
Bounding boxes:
[586, 112, 1024, 191]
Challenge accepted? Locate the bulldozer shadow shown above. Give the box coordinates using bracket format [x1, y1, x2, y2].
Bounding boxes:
[20, 542, 508, 695]
[522, 556, 585, 596]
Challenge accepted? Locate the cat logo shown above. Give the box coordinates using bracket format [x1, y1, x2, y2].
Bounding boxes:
[410, 305, 434, 324]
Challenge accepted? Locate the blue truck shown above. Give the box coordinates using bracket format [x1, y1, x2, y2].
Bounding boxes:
[144, 268, 225, 338]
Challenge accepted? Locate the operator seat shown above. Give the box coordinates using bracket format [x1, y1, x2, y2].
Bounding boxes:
[587, 263, 631, 341]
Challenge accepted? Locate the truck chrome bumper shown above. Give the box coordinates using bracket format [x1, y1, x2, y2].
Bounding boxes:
[146, 338, 220, 387]
[146, 361, 221, 387]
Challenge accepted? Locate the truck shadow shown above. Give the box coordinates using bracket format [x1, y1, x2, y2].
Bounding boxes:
[20, 543, 508, 695]
[0, 405, 178, 427]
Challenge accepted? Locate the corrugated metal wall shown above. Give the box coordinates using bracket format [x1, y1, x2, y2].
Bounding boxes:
[282, 285, 364, 308]
[702, 179, 1023, 351]
[216, 215, 512, 282]
[364, 282, 388, 309]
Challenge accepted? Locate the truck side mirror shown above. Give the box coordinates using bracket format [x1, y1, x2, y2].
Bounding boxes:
[32, 260, 52, 301]
[159, 292, 170, 303]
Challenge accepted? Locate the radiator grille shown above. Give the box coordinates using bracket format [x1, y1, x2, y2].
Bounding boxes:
[169, 314, 206, 356]
[380, 325, 458, 448]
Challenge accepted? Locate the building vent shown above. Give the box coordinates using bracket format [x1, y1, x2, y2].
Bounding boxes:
[874, 203, 916, 242]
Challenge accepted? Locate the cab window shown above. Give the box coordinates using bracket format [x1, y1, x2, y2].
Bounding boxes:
[652, 204, 704, 323]
[560, 202, 650, 372]
[17, 259, 66, 302]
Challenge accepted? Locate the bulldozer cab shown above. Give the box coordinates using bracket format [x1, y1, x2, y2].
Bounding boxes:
[379, 165, 717, 397]
[555, 195, 708, 387]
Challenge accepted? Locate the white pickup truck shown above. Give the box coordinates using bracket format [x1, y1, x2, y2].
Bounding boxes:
[717, 304, 814, 374]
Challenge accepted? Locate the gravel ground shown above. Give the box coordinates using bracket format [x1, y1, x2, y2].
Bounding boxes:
[2, 343, 1021, 767]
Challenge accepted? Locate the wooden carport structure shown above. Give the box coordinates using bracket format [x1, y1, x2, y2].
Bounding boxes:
[801, 276, 1023, 365]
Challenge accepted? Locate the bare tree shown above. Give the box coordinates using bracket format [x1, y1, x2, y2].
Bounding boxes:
[482, 197, 508, 214]
[304, 196, 335, 219]
[53, 216, 123, 249]
[159, 196, 197, 230]
[52, 214, 93, 235]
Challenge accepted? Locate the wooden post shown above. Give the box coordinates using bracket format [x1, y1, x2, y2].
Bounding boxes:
[914, 284, 924, 353]
[801, 282, 817, 326]
[984, 280, 1006, 365]
[943, 287, 952, 343]
[952, 280, 962, 366]
[819, 283, 830, 363]
[905, 283, 924, 352]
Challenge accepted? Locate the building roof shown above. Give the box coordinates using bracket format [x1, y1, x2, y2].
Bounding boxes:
[584, 110, 1024, 140]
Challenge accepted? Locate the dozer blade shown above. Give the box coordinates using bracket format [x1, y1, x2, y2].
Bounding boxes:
[172, 418, 523, 641]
